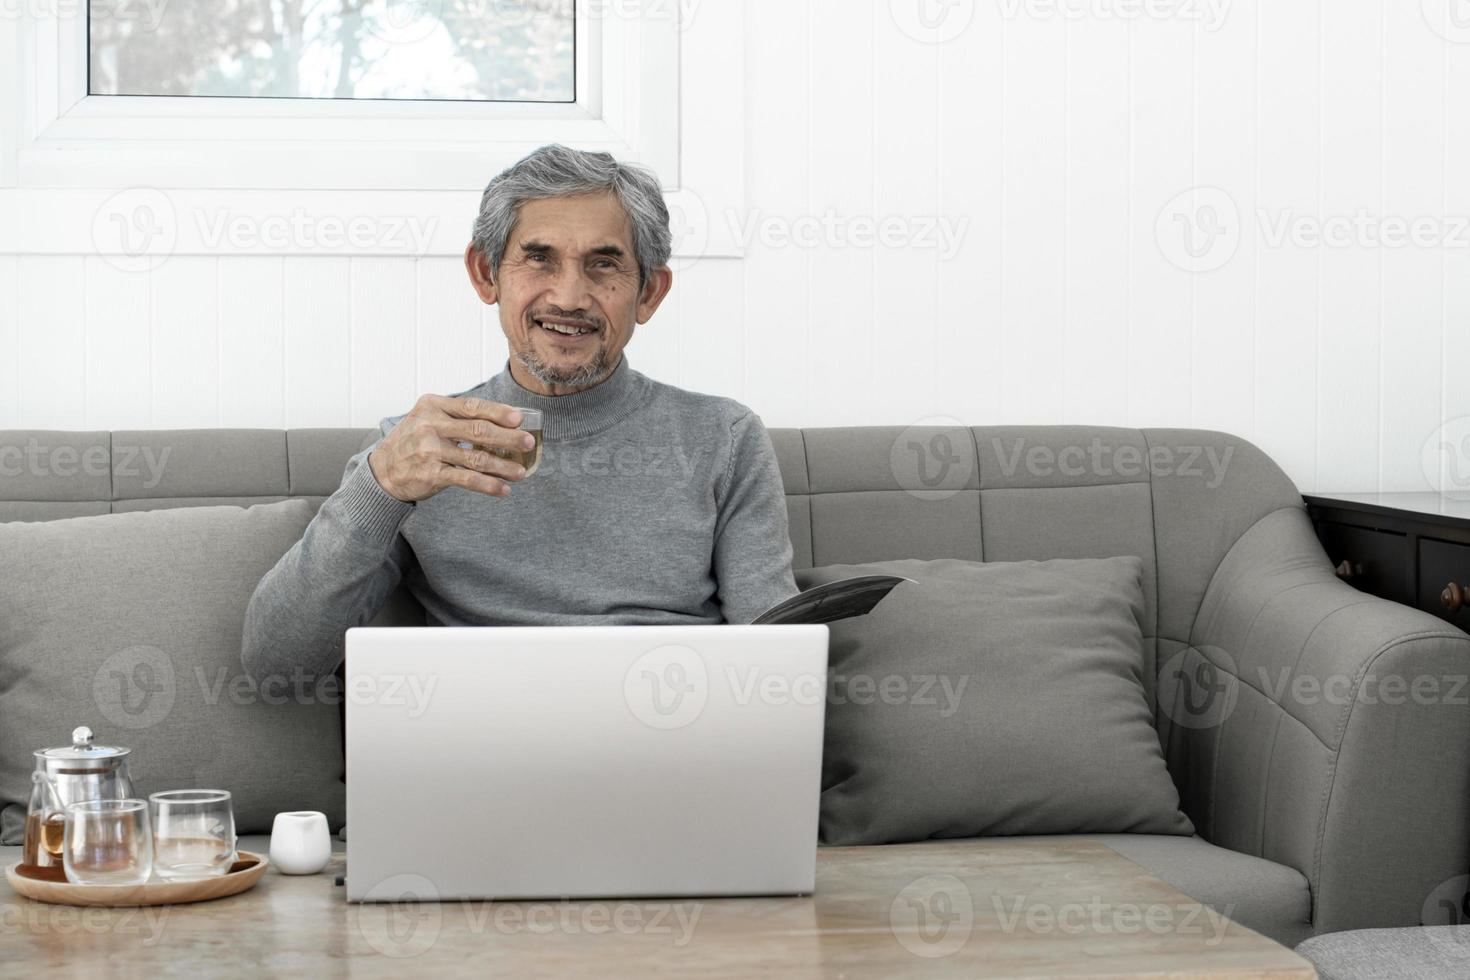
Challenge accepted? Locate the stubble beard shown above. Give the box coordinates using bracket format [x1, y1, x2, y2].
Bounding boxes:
[515, 336, 613, 390]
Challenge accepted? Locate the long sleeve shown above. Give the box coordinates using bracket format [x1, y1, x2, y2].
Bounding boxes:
[241, 429, 415, 683]
[712, 411, 800, 624]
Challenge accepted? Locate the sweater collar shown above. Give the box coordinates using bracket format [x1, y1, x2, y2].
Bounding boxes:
[481, 354, 652, 441]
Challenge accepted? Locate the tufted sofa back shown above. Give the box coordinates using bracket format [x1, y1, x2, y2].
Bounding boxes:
[0, 424, 1316, 842]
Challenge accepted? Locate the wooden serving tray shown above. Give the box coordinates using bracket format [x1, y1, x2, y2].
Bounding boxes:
[5, 850, 268, 907]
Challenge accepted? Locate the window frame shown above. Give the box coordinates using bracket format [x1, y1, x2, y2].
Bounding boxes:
[13, 0, 677, 190]
[0, 0, 743, 261]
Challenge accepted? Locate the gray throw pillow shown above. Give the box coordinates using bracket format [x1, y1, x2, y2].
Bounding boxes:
[800, 556, 1193, 845]
[0, 501, 344, 843]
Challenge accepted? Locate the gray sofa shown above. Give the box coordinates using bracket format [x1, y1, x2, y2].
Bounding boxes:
[4, 424, 1469, 948]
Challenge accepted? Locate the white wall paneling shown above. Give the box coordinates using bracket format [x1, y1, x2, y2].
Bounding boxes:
[807, 0, 875, 429]
[1315, 1, 1383, 492]
[416, 258, 487, 400]
[1190, 1, 1256, 438]
[1252, 0, 1321, 491]
[1126, 5, 1194, 430]
[738, 0, 811, 426]
[349, 258, 416, 431]
[4, 1, 1470, 495]
[1380, 0, 1447, 492]
[283, 258, 351, 428]
[1063, 9, 1130, 428]
[83, 258, 150, 431]
[871, 2, 939, 428]
[1446, 11, 1470, 496]
[0, 256, 17, 424]
[1001, 1, 1068, 426]
[16, 257, 83, 429]
[935, 1, 1003, 429]
[151, 257, 219, 428]
[219, 258, 286, 429]
[676, 259, 745, 400]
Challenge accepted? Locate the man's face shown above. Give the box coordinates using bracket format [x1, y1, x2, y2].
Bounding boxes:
[465, 192, 672, 395]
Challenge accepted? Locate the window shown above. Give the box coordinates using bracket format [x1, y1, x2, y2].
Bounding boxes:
[87, 0, 576, 102]
[11, 0, 675, 192]
[2, 0, 744, 261]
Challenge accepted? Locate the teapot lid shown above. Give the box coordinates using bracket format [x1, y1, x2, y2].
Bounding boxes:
[35, 726, 131, 762]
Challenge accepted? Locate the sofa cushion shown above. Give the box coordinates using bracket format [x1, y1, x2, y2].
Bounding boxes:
[801, 556, 1193, 846]
[0, 501, 344, 843]
[999, 833, 1313, 948]
[1296, 926, 1470, 979]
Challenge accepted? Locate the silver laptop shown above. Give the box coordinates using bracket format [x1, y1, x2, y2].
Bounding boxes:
[343, 624, 829, 902]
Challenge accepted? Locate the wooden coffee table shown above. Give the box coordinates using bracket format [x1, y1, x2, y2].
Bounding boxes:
[1, 838, 1314, 977]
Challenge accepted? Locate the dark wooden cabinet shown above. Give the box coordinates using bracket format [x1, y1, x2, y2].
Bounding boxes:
[1305, 492, 1470, 627]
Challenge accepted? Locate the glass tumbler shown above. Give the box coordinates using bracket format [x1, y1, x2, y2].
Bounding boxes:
[63, 799, 152, 886]
[150, 789, 237, 880]
[492, 407, 544, 477]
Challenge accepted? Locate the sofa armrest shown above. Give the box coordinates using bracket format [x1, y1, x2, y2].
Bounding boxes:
[1176, 506, 1470, 934]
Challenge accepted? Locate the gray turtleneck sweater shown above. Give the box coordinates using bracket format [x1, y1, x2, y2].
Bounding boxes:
[241, 356, 799, 681]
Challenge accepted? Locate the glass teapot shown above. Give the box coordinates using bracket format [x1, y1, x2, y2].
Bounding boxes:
[24, 726, 134, 868]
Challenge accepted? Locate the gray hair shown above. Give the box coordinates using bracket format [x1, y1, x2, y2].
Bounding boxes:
[471, 144, 672, 287]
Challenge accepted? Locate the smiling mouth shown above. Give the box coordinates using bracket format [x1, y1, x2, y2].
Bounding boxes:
[534, 317, 600, 338]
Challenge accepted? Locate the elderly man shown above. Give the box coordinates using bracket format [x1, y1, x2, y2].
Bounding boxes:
[242, 145, 797, 683]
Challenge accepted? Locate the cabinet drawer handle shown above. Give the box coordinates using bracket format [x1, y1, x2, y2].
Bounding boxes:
[1443, 582, 1467, 614]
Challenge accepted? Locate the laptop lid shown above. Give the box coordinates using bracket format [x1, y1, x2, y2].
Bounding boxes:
[344, 624, 828, 902]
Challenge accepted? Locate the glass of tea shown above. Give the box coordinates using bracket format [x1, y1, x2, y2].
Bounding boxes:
[492, 407, 543, 477]
[63, 799, 153, 886]
[25, 808, 67, 865]
[150, 789, 237, 880]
